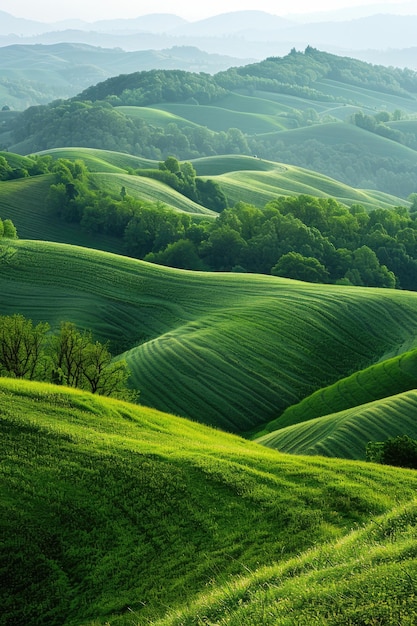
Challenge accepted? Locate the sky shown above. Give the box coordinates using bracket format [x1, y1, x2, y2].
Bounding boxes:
[1, 0, 415, 23]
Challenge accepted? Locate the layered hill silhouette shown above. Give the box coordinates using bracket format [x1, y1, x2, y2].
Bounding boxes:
[4, 48, 417, 198]
[1, 7, 417, 65]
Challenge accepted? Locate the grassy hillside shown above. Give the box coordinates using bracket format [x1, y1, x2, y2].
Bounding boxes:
[2, 239, 417, 434]
[147, 102, 287, 133]
[91, 172, 216, 215]
[256, 389, 417, 460]
[36, 146, 156, 172]
[0, 174, 126, 253]
[204, 161, 407, 210]
[148, 496, 417, 626]
[2, 377, 417, 626]
[261, 347, 417, 432]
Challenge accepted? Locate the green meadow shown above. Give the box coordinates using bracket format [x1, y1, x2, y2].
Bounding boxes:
[2, 377, 417, 626]
[257, 389, 417, 460]
[2, 239, 417, 435]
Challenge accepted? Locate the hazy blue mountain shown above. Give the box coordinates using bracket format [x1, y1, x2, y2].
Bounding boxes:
[1, 10, 417, 69]
[170, 11, 294, 36]
[0, 43, 252, 109]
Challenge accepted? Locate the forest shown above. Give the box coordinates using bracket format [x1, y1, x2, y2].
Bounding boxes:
[38, 155, 417, 290]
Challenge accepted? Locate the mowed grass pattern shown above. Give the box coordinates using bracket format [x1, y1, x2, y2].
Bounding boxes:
[264, 347, 417, 432]
[0, 175, 125, 253]
[2, 239, 417, 433]
[257, 390, 417, 460]
[212, 164, 406, 209]
[35, 146, 156, 172]
[2, 377, 417, 626]
[92, 172, 216, 215]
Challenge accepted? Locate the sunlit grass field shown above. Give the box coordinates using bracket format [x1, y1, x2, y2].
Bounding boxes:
[2, 239, 417, 435]
[2, 377, 417, 626]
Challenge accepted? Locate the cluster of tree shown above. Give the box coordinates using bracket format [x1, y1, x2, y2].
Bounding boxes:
[78, 69, 228, 106]
[0, 153, 52, 180]
[219, 47, 417, 98]
[350, 110, 417, 147]
[366, 435, 417, 469]
[138, 156, 227, 211]
[46, 157, 226, 238]
[0, 216, 17, 239]
[45, 158, 417, 288]
[0, 314, 135, 400]
[11, 100, 251, 160]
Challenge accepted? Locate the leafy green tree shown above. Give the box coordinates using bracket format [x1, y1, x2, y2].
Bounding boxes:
[47, 321, 135, 400]
[0, 314, 49, 380]
[201, 226, 247, 271]
[366, 435, 417, 469]
[145, 238, 205, 270]
[2, 219, 17, 239]
[348, 245, 396, 288]
[271, 251, 329, 283]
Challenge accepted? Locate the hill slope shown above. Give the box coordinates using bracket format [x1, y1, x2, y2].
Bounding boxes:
[2, 377, 417, 626]
[2, 239, 417, 434]
[256, 389, 417, 459]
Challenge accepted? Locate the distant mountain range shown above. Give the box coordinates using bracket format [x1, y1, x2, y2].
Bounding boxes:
[1, 9, 417, 68]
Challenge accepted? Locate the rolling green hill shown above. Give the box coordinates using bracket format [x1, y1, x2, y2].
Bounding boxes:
[148, 496, 417, 626]
[6, 48, 417, 197]
[256, 389, 417, 460]
[261, 347, 417, 432]
[2, 239, 417, 434]
[208, 161, 406, 210]
[2, 148, 408, 258]
[2, 377, 417, 626]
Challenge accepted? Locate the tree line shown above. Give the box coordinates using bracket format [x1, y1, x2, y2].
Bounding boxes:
[43, 157, 417, 290]
[0, 314, 135, 400]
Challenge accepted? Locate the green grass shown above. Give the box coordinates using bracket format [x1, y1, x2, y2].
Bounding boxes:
[149, 102, 286, 134]
[260, 121, 417, 164]
[149, 496, 417, 626]
[216, 92, 295, 116]
[2, 239, 417, 435]
[317, 78, 417, 114]
[2, 377, 417, 626]
[210, 162, 406, 209]
[256, 389, 417, 459]
[260, 347, 417, 434]
[34, 146, 156, 172]
[91, 172, 216, 215]
[0, 174, 125, 253]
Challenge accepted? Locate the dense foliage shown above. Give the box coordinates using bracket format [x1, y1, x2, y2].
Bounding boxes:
[0, 215, 17, 239]
[366, 434, 417, 469]
[41, 157, 417, 288]
[217, 47, 417, 97]
[0, 313, 135, 399]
